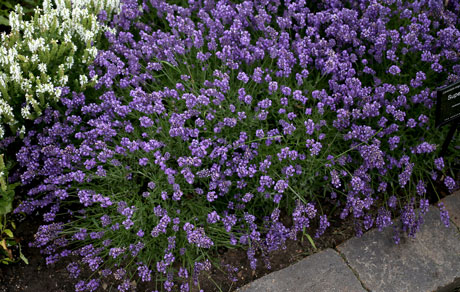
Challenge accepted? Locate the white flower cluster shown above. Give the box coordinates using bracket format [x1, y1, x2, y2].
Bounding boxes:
[0, 0, 120, 139]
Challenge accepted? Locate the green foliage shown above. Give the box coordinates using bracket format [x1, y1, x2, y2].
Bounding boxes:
[0, 0, 43, 27]
[0, 1, 15, 26]
[0, 215, 28, 265]
[0, 154, 25, 265]
[0, 155, 15, 216]
[0, 0, 42, 267]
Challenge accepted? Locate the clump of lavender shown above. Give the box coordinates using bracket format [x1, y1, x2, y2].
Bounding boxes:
[14, 0, 460, 291]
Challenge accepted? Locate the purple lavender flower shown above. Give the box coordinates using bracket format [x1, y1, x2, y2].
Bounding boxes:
[416, 180, 426, 196]
[138, 264, 152, 282]
[351, 176, 364, 192]
[268, 81, 278, 93]
[139, 158, 149, 166]
[67, 262, 81, 279]
[109, 247, 126, 259]
[434, 157, 445, 170]
[420, 199, 429, 214]
[117, 280, 132, 292]
[315, 215, 330, 238]
[274, 179, 288, 193]
[438, 202, 450, 227]
[444, 176, 457, 191]
[75, 281, 86, 292]
[363, 215, 374, 230]
[388, 196, 397, 209]
[237, 72, 249, 83]
[207, 211, 220, 224]
[376, 208, 393, 231]
[86, 279, 100, 292]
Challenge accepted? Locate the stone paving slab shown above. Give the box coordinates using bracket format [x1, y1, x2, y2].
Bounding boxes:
[237, 248, 366, 292]
[442, 190, 460, 228]
[337, 206, 460, 292]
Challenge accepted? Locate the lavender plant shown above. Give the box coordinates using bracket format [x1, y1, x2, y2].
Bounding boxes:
[14, 0, 460, 291]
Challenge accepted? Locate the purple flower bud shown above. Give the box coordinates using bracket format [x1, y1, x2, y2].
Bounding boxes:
[438, 202, 450, 227]
[444, 176, 457, 191]
[388, 65, 401, 75]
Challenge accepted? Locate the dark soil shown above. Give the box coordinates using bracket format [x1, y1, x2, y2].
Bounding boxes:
[190, 215, 356, 292]
[0, 214, 79, 292]
[0, 204, 356, 292]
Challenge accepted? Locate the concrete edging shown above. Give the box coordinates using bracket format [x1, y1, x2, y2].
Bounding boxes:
[238, 191, 460, 292]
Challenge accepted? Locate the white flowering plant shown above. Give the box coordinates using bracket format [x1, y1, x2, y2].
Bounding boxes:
[0, 0, 120, 266]
[0, 0, 120, 139]
[0, 0, 43, 27]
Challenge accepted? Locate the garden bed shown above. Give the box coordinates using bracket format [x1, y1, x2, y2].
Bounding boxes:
[1, 1, 460, 292]
[2, 171, 458, 292]
[0, 205, 356, 292]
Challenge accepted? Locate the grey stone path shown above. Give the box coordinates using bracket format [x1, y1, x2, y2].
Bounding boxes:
[238, 191, 460, 292]
[238, 249, 366, 292]
[338, 206, 460, 292]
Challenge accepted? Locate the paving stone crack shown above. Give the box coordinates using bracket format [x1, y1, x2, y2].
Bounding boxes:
[334, 247, 371, 292]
